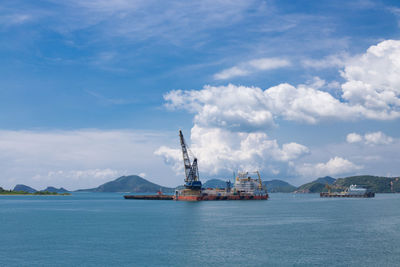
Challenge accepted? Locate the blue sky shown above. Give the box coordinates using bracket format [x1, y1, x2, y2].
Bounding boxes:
[1, 0, 400, 189]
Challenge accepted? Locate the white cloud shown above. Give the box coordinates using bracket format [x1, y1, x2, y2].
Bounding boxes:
[165, 84, 276, 131]
[164, 83, 363, 129]
[302, 54, 347, 69]
[364, 131, 394, 145]
[0, 129, 177, 190]
[0, 14, 33, 27]
[166, 40, 400, 130]
[214, 57, 291, 80]
[341, 40, 400, 113]
[346, 131, 394, 145]
[346, 133, 363, 143]
[41, 0, 261, 44]
[248, 58, 291, 70]
[214, 66, 250, 80]
[295, 157, 362, 178]
[155, 125, 309, 176]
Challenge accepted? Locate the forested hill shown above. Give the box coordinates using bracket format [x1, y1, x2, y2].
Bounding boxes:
[296, 175, 400, 193]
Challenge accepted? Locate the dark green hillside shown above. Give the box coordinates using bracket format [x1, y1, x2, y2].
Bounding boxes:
[296, 181, 327, 193]
[314, 176, 336, 185]
[295, 176, 334, 193]
[296, 175, 400, 193]
[78, 175, 174, 193]
[202, 179, 229, 189]
[264, 180, 296, 193]
[42, 187, 69, 193]
[13, 184, 37, 193]
[335, 175, 400, 193]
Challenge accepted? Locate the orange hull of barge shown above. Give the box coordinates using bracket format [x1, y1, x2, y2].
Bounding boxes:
[174, 194, 269, 201]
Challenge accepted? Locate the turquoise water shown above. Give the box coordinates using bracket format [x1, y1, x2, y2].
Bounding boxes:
[1, 193, 400, 266]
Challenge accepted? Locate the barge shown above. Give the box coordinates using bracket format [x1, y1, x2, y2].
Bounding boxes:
[124, 192, 173, 200]
[320, 184, 375, 198]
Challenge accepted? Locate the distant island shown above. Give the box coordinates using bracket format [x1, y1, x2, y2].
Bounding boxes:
[0, 185, 71, 195]
[0, 187, 70, 195]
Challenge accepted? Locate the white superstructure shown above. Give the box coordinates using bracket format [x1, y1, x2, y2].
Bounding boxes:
[234, 171, 266, 195]
[347, 184, 367, 195]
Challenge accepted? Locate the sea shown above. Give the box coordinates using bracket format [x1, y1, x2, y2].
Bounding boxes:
[1, 193, 400, 266]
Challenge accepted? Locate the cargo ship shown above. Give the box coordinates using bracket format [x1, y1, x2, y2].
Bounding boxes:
[320, 184, 375, 198]
[173, 130, 268, 201]
[174, 171, 269, 201]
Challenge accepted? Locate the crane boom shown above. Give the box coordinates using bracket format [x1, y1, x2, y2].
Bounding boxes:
[179, 130, 201, 190]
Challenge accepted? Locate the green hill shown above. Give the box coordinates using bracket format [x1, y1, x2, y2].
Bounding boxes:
[314, 176, 336, 185]
[13, 184, 37, 193]
[296, 176, 336, 193]
[296, 175, 400, 193]
[202, 179, 229, 189]
[264, 180, 297, 193]
[335, 175, 400, 193]
[42, 187, 69, 193]
[77, 175, 174, 193]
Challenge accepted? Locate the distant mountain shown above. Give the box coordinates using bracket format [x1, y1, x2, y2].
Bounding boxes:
[264, 180, 297, 193]
[77, 175, 174, 193]
[203, 179, 229, 189]
[314, 176, 336, 185]
[42, 187, 69, 193]
[13, 184, 37, 193]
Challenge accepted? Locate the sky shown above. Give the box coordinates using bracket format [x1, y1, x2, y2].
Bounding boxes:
[1, 0, 400, 189]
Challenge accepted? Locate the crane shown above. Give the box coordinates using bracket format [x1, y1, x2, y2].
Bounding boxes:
[179, 130, 202, 190]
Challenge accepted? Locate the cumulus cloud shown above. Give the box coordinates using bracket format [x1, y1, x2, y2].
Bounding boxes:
[364, 132, 394, 145]
[155, 125, 309, 176]
[166, 40, 400, 130]
[164, 83, 362, 129]
[214, 57, 291, 80]
[341, 40, 400, 115]
[346, 131, 394, 145]
[295, 157, 362, 178]
[165, 84, 276, 131]
[346, 133, 363, 143]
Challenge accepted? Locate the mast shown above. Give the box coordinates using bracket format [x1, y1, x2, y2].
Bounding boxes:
[179, 130, 201, 189]
[179, 130, 192, 182]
